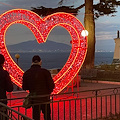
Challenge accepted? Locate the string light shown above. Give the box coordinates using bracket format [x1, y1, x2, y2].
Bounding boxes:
[0, 9, 87, 94]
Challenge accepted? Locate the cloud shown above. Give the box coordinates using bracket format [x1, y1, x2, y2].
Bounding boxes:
[96, 22, 119, 32]
[49, 26, 70, 35]
[96, 32, 116, 41]
[95, 21, 120, 41]
[5, 24, 35, 45]
[47, 26, 72, 45]
[0, 0, 60, 10]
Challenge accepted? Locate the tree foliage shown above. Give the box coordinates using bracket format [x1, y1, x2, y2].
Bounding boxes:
[94, 0, 120, 19]
[31, 6, 79, 17]
[31, 0, 120, 19]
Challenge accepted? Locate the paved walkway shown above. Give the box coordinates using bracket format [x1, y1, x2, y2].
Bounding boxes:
[64, 80, 120, 94]
[80, 80, 120, 91]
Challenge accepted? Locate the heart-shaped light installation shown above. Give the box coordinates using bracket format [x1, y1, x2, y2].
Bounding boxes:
[0, 9, 87, 94]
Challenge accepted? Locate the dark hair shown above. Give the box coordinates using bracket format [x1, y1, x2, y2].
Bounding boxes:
[32, 55, 41, 63]
[0, 54, 5, 65]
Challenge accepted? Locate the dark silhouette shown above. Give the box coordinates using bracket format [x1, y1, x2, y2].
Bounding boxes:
[22, 55, 55, 120]
[0, 54, 13, 120]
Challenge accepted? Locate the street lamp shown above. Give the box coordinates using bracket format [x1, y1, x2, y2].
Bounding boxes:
[15, 54, 20, 91]
[15, 54, 20, 65]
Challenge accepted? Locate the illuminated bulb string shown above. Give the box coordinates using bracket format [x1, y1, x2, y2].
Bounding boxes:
[0, 9, 87, 94]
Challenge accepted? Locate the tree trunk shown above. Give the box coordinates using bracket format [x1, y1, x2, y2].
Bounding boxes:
[83, 0, 95, 69]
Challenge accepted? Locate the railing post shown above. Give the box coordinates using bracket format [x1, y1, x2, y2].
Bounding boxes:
[75, 99, 76, 120]
[58, 102, 59, 120]
[86, 98, 87, 120]
[113, 88, 118, 115]
[105, 96, 107, 117]
[69, 100, 71, 120]
[95, 90, 98, 120]
[63, 101, 65, 120]
[101, 96, 102, 119]
[91, 98, 93, 119]
[80, 99, 82, 120]
[52, 96, 54, 120]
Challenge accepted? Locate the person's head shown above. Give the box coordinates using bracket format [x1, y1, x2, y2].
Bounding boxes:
[0, 54, 5, 66]
[32, 55, 42, 66]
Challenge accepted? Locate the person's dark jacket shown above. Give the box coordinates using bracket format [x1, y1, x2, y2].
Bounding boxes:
[0, 66, 13, 104]
[22, 65, 55, 102]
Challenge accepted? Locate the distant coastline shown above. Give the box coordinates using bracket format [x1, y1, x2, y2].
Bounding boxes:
[8, 52, 114, 71]
[7, 40, 71, 53]
[8, 50, 71, 53]
[6, 39, 115, 70]
[95, 52, 113, 65]
[7, 39, 114, 53]
[95, 50, 114, 53]
[9, 51, 71, 53]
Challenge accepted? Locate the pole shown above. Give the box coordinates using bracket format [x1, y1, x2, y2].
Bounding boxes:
[15, 54, 20, 91]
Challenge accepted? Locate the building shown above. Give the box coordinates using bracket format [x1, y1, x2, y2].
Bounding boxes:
[113, 31, 120, 64]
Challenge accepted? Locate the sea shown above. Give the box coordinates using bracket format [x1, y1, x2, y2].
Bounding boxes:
[9, 52, 114, 71]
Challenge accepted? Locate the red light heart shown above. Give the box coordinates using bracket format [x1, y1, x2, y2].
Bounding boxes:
[0, 9, 87, 94]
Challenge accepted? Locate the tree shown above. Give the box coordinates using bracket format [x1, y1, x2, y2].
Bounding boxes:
[83, 0, 95, 69]
[58, 0, 120, 69]
[31, 0, 120, 69]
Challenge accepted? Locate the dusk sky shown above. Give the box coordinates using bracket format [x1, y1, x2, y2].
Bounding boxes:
[0, 0, 120, 52]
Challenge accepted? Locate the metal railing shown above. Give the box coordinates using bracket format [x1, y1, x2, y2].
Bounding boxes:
[1, 87, 120, 120]
[0, 102, 33, 120]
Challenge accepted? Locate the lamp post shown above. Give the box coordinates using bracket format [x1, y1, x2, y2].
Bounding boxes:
[15, 54, 20, 65]
[15, 54, 20, 90]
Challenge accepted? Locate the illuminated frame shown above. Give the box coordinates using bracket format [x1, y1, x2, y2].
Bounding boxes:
[0, 9, 87, 94]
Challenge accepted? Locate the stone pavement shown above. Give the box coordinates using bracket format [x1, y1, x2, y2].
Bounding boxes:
[64, 79, 120, 94]
[80, 80, 120, 91]
[11, 80, 120, 98]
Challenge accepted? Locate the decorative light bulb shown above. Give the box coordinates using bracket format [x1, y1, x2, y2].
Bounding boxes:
[81, 30, 88, 37]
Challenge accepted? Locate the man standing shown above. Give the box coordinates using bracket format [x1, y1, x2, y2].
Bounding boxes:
[0, 54, 13, 120]
[22, 55, 55, 120]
